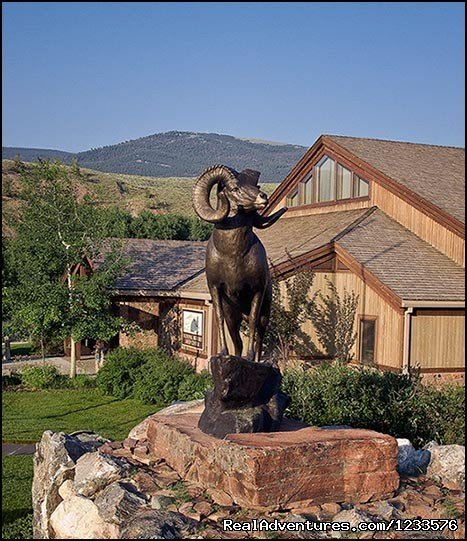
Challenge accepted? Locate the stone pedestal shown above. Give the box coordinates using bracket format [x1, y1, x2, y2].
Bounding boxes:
[198, 355, 290, 439]
[147, 412, 399, 510]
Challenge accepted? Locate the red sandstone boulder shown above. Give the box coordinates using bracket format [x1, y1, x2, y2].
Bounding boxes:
[147, 412, 400, 510]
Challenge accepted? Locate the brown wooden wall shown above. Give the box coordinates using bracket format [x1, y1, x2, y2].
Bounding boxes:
[118, 300, 159, 349]
[410, 309, 465, 370]
[281, 270, 404, 369]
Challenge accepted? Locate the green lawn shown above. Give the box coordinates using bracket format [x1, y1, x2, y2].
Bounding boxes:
[2, 342, 34, 356]
[2, 388, 161, 538]
[2, 388, 160, 442]
[2, 456, 34, 539]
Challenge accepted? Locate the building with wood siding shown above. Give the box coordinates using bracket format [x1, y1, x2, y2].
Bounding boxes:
[77, 135, 465, 381]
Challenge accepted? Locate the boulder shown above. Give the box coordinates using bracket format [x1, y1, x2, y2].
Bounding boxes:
[128, 400, 204, 440]
[148, 412, 399, 509]
[198, 355, 290, 439]
[151, 494, 176, 510]
[58, 479, 76, 500]
[156, 399, 205, 417]
[32, 431, 105, 539]
[369, 500, 398, 520]
[320, 502, 342, 516]
[120, 508, 199, 539]
[74, 451, 132, 497]
[94, 481, 147, 524]
[49, 495, 119, 539]
[397, 438, 430, 477]
[128, 418, 153, 441]
[332, 507, 374, 537]
[425, 442, 465, 490]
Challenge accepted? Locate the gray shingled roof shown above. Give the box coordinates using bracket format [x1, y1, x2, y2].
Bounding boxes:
[327, 135, 465, 224]
[336, 209, 465, 302]
[103, 209, 464, 304]
[182, 209, 465, 303]
[98, 238, 206, 291]
[256, 208, 370, 265]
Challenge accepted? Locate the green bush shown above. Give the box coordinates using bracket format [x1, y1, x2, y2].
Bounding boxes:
[2, 374, 23, 389]
[405, 383, 465, 446]
[57, 374, 96, 389]
[21, 365, 60, 390]
[96, 347, 201, 406]
[96, 347, 149, 399]
[282, 362, 465, 447]
[133, 350, 195, 405]
[6, 369, 96, 391]
[2, 515, 33, 540]
[178, 370, 213, 401]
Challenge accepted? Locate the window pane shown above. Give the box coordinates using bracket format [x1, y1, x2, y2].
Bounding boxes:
[317, 157, 335, 202]
[287, 190, 299, 207]
[337, 164, 352, 199]
[355, 176, 369, 197]
[360, 319, 376, 365]
[303, 175, 313, 204]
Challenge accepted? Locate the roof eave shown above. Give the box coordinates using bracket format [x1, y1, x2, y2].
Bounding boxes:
[401, 300, 465, 309]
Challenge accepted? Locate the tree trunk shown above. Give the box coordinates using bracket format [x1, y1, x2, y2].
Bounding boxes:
[69, 337, 77, 378]
[41, 336, 45, 363]
[3, 335, 11, 363]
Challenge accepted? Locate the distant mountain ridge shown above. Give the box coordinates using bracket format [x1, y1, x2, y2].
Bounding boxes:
[2, 131, 307, 182]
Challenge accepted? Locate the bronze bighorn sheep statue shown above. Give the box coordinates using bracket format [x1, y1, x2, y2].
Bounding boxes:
[192, 165, 287, 362]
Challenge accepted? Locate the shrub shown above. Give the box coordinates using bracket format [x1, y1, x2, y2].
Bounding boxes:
[21, 365, 60, 390]
[2, 374, 23, 389]
[96, 347, 200, 406]
[2, 514, 33, 539]
[178, 370, 213, 401]
[405, 382, 465, 446]
[96, 347, 149, 399]
[57, 374, 96, 389]
[282, 362, 465, 447]
[133, 351, 195, 405]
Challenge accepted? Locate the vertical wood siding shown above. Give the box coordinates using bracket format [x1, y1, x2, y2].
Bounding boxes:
[410, 309, 465, 369]
[288, 271, 404, 369]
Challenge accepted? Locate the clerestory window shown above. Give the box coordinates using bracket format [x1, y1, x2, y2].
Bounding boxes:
[285, 155, 370, 207]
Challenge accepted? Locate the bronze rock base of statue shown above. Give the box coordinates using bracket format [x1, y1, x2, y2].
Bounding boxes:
[198, 355, 290, 439]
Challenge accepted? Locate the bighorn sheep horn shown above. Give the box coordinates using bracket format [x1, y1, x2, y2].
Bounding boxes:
[192, 164, 238, 223]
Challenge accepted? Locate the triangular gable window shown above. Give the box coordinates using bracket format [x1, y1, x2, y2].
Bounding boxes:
[286, 155, 370, 207]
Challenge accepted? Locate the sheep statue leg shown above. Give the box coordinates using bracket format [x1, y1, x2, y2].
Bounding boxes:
[210, 286, 229, 356]
[224, 303, 243, 357]
[246, 291, 263, 361]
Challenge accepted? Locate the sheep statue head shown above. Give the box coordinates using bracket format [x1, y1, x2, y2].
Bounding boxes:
[192, 165, 288, 362]
[192, 165, 271, 223]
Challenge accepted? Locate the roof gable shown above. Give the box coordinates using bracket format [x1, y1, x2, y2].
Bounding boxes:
[327, 136, 465, 224]
[265, 135, 465, 235]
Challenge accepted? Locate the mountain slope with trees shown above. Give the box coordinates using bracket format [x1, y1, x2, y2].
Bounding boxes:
[3, 131, 306, 182]
[2, 159, 278, 238]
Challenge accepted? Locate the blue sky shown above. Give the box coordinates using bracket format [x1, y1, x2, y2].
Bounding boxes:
[2, 2, 465, 151]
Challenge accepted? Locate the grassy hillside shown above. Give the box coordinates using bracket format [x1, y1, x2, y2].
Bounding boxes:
[3, 130, 306, 182]
[2, 159, 278, 236]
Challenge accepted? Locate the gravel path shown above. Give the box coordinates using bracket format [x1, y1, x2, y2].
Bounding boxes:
[2, 355, 97, 376]
[2, 442, 36, 455]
